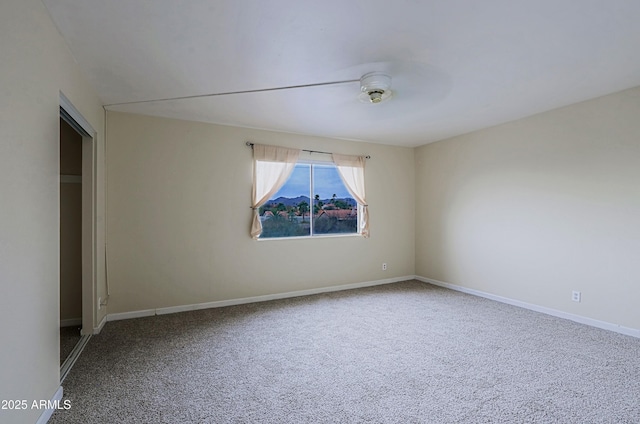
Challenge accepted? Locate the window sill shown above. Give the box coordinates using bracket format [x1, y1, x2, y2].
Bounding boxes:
[257, 233, 363, 241]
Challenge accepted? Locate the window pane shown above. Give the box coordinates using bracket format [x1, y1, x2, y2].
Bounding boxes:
[313, 164, 357, 235]
[259, 164, 311, 238]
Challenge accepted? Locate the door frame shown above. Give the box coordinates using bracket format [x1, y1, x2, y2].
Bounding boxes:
[59, 92, 97, 336]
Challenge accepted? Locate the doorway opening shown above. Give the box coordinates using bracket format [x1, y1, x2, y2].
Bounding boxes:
[59, 94, 97, 382]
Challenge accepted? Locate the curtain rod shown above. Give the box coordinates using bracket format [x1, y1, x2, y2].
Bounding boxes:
[245, 142, 370, 159]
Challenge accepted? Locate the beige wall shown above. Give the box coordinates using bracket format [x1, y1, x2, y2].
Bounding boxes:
[0, 1, 105, 423]
[415, 86, 640, 330]
[106, 112, 415, 313]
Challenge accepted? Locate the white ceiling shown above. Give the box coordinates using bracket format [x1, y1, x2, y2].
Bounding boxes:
[43, 0, 640, 147]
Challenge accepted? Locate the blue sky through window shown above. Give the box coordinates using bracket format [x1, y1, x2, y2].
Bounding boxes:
[271, 164, 351, 200]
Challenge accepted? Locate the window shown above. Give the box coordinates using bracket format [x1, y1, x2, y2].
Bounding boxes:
[259, 162, 358, 238]
[250, 143, 369, 239]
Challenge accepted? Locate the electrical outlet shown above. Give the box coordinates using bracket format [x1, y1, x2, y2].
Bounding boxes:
[382, 263, 387, 271]
[98, 297, 102, 310]
[571, 291, 581, 302]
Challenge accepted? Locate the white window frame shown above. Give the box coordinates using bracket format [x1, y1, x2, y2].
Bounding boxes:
[258, 155, 361, 240]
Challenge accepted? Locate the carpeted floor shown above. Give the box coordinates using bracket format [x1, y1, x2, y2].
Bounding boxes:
[51, 280, 640, 423]
[60, 326, 82, 366]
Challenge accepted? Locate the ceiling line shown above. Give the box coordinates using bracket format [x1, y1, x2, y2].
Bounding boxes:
[103, 79, 361, 107]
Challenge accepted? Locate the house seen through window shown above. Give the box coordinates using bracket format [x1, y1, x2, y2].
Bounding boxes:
[259, 163, 358, 238]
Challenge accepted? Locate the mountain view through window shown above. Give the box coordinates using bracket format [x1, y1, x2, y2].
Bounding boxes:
[259, 163, 357, 238]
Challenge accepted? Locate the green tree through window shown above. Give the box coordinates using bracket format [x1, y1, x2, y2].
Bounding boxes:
[259, 163, 358, 238]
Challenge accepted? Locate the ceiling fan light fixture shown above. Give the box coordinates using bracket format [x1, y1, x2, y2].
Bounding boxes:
[368, 90, 384, 103]
[359, 72, 392, 104]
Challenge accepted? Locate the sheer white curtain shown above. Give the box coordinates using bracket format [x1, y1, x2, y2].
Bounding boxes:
[251, 144, 301, 239]
[332, 153, 369, 238]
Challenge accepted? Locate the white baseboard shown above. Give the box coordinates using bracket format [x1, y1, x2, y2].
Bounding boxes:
[107, 276, 414, 322]
[415, 275, 640, 339]
[60, 318, 81, 328]
[93, 314, 107, 334]
[107, 308, 156, 321]
[35, 386, 63, 424]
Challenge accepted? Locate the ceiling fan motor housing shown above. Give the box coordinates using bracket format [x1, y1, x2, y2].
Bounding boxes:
[359, 72, 392, 103]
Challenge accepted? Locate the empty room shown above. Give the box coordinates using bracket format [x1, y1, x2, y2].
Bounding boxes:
[1, 1, 639, 423]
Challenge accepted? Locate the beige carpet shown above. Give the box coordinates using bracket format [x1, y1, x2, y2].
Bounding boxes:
[51, 280, 640, 423]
